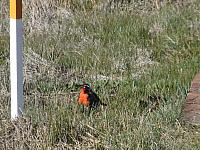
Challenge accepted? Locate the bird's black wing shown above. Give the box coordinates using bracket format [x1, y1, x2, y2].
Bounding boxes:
[90, 90, 107, 107]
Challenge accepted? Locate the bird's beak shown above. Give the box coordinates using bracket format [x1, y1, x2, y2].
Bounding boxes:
[74, 84, 84, 88]
[77, 84, 84, 87]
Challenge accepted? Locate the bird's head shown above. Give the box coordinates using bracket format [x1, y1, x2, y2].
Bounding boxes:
[81, 83, 91, 93]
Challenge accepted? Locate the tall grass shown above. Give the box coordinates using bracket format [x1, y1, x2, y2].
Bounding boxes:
[1, 0, 200, 149]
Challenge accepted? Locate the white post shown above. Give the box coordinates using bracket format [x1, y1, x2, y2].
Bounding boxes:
[10, 0, 24, 119]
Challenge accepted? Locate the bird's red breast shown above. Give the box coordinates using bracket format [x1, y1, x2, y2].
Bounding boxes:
[78, 88, 90, 106]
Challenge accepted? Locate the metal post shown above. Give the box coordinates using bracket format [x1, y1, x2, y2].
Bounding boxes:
[10, 0, 24, 119]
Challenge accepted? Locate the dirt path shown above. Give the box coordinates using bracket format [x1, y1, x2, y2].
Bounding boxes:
[182, 72, 200, 125]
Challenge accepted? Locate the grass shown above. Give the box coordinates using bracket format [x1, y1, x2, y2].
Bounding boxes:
[1, 0, 200, 149]
[0, 35, 8, 65]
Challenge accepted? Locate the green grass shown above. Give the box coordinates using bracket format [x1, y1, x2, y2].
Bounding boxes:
[0, 35, 8, 65]
[1, 1, 200, 149]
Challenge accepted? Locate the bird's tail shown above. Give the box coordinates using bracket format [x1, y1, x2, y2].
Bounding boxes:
[100, 101, 107, 106]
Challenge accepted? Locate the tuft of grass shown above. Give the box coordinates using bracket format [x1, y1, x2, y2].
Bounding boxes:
[0, 35, 8, 65]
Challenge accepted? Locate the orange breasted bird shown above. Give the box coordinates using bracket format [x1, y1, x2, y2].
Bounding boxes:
[78, 83, 107, 114]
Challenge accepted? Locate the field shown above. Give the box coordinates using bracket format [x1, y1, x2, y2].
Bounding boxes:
[1, 0, 200, 149]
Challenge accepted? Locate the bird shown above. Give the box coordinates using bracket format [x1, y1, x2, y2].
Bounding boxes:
[77, 83, 107, 115]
